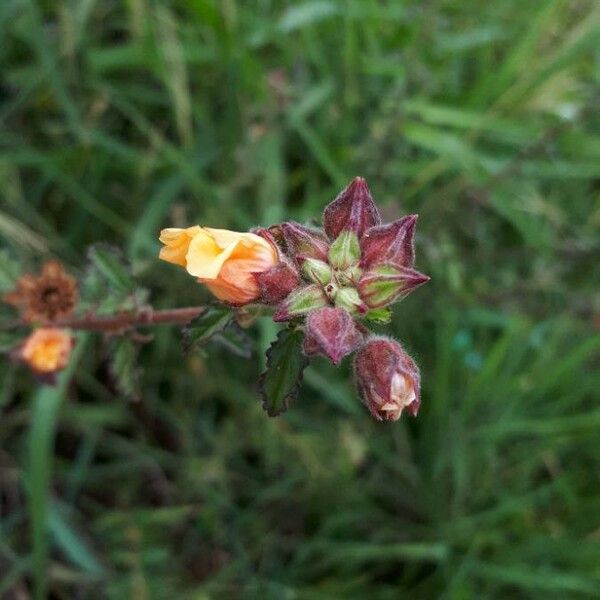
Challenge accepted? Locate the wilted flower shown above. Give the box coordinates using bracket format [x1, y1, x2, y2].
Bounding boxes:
[159, 227, 278, 305]
[354, 337, 420, 421]
[3, 261, 78, 324]
[20, 328, 73, 375]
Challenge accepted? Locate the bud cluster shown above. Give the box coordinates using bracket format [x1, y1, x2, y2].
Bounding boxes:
[255, 177, 429, 421]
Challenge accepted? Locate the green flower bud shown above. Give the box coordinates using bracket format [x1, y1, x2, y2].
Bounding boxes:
[273, 284, 328, 322]
[328, 231, 361, 270]
[358, 264, 429, 308]
[301, 258, 332, 286]
[334, 286, 367, 315]
[337, 264, 363, 286]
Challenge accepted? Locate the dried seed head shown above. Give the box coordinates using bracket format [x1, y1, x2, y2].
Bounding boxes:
[3, 261, 78, 324]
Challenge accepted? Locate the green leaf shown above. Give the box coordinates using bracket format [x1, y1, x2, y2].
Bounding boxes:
[48, 499, 104, 577]
[29, 333, 88, 600]
[278, 2, 339, 33]
[0, 249, 20, 292]
[86, 244, 136, 295]
[0, 329, 25, 353]
[212, 323, 252, 358]
[181, 306, 233, 354]
[259, 328, 308, 417]
[81, 245, 147, 314]
[109, 337, 141, 399]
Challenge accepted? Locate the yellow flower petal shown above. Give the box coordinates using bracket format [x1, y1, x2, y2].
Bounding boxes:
[159, 226, 202, 267]
[185, 230, 239, 279]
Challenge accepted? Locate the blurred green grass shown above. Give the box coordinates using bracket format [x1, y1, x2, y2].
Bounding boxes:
[1, 0, 599, 598]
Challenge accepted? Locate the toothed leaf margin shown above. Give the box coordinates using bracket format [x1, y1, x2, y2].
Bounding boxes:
[259, 328, 308, 416]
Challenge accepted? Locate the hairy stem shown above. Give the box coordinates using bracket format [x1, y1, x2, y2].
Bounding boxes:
[52, 306, 206, 333]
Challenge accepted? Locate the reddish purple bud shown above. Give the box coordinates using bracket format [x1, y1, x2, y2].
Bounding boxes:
[360, 215, 418, 269]
[254, 258, 301, 305]
[303, 307, 363, 365]
[273, 284, 328, 322]
[253, 226, 279, 247]
[358, 264, 430, 308]
[280, 222, 330, 262]
[323, 177, 381, 240]
[354, 337, 421, 421]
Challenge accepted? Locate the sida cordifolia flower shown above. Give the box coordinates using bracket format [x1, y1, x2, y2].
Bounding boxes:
[20, 328, 73, 375]
[354, 337, 421, 421]
[159, 227, 278, 305]
[157, 176, 429, 422]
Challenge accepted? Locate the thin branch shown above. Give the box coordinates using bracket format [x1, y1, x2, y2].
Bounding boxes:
[51, 306, 206, 333]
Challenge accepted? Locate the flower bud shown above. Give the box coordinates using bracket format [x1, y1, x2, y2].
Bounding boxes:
[254, 258, 301, 304]
[280, 222, 330, 262]
[323, 177, 381, 240]
[333, 286, 368, 316]
[303, 307, 363, 365]
[360, 215, 418, 269]
[273, 284, 328, 322]
[328, 230, 361, 270]
[300, 257, 332, 286]
[336, 264, 363, 287]
[20, 328, 73, 375]
[354, 337, 420, 421]
[358, 264, 430, 308]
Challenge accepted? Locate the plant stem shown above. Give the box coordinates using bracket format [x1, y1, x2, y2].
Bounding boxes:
[52, 306, 206, 333]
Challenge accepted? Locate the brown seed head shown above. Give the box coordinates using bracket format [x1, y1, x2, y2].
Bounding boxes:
[3, 261, 78, 324]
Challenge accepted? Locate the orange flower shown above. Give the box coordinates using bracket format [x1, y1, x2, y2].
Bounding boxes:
[20, 328, 73, 374]
[159, 227, 278, 304]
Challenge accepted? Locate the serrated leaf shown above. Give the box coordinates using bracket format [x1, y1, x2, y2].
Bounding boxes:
[87, 244, 135, 295]
[213, 323, 252, 358]
[181, 306, 233, 354]
[259, 328, 308, 416]
[110, 337, 140, 399]
[364, 307, 392, 324]
[81, 245, 147, 314]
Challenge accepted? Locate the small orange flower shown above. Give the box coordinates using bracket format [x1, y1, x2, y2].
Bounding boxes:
[20, 328, 73, 374]
[159, 227, 278, 304]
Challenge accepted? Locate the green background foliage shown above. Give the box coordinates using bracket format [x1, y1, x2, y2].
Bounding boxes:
[1, 0, 599, 597]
